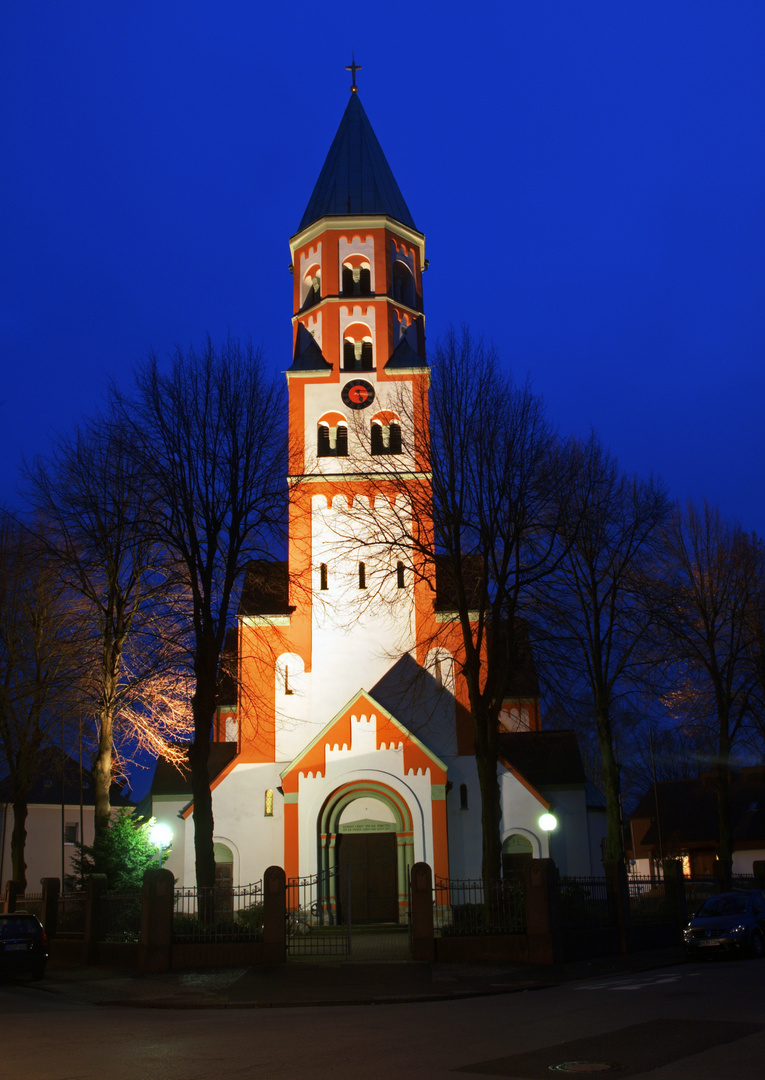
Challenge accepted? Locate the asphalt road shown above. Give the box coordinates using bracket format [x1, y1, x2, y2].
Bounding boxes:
[1, 957, 764, 1078]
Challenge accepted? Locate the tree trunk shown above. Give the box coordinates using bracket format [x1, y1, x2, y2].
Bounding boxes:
[596, 701, 624, 865]
[475, 733, 502, 886]
[92, 706, 113, 839]
[10, 800, 28, 891]
[715, 753, 733, 891]
[190, 645, 218, 907]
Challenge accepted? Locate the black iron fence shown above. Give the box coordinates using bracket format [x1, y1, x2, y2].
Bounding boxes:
[100, 892, 142, 942]
[57, 892, 87, 937]
[558, 876, 612, 928]
[286, 868, 350, 956]
[433, 875, 526, 936]
[173, 880, 263, 943]
[12, 892, 42, 920]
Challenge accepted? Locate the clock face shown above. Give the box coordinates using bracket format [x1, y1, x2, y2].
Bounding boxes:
[341, 379, 375, 410]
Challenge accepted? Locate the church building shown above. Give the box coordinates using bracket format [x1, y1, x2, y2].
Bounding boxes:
[145, 79, 605, 920]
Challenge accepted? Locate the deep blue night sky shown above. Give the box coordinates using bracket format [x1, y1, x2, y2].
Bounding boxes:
[3, 1, 764, 542]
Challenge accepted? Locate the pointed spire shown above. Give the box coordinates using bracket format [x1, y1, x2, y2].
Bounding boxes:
[297, 94, 417, 234]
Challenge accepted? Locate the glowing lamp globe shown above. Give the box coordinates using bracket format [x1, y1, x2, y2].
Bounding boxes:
[150, 822, 173, 849]
[539, 813, 558, 832]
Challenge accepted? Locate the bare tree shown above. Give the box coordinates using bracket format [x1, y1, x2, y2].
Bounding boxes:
[339, 327, 568, 883]
[116, 338, 286, 894]
[655, 500, 760, 887]
[538, 434, 668, 864]
[0, 512, 85, 888]
[25, 417, 192, 837]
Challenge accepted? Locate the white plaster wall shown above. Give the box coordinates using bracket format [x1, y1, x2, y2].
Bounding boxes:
[308, 493, 417, 726]
[542, 788, 591, 876]
[303, 375, 415, 475]
[0, 803, 95, 892]
[150, 795, 188, 884]
[182, 763, 285, 887]
[733, 849, 765, 875]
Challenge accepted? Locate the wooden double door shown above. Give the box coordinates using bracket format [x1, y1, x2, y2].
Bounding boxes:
[336, 832, 399, 924]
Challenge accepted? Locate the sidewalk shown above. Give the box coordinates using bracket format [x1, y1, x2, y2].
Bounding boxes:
[34, 947, 687, 1010]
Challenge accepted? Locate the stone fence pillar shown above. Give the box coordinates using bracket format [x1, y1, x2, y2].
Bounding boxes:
[3, 879, 22, 913]
[604, 860, 630, 954]
[262, 865, 286, 963]
[410, 862, 435, 961]
[40, 877, 60, 937]
[661, 859, 687, 928]
[753, 861, 765, 890]
[139, 867, 174, 973]
[524, 859, 562, 964]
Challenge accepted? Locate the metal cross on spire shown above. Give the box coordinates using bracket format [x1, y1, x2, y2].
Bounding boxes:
[346, 52, 361, 93]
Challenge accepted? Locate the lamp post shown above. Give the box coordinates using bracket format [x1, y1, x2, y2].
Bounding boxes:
[149, 822, 173, 867]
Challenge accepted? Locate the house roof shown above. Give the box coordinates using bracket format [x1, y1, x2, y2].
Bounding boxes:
[498, 730, 588, 788]
[148, 742, 239, 797]
[297, 93, 417, 234]
[0, 746, 131, 806]
[630, 769, 765, 850]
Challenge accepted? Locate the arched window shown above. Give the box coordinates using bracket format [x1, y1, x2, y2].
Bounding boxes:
[320, 563, 328, 590]
[317, 423, 347, 457]
[343, 337, 373, 372]
[358, 561, 366, 589]
[396, 561, 405, 589]
[502, 834, 534, 876]
[371, 421, 402, 455]
[392, 261, 414, 306]
[342, 262, 371, 297]
[371, 424, 384, 456]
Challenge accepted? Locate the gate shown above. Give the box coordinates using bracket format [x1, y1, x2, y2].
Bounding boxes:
[286, 866, 352, 957]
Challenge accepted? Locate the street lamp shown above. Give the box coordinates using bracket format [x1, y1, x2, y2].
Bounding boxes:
[539, 813, 557, 833]
[150, 822, 173, 867]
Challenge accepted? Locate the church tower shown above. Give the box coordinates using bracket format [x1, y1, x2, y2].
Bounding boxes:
[160, 77, 604, 907]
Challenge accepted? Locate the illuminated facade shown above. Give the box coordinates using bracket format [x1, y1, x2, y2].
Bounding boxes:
[148, 88, 605, 913]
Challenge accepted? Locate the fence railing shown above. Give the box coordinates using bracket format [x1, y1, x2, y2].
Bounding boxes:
[173, 880, 263, 943]
[13, 892, 43, 920]
[57, 892, 87, 937]
[558, 876, 612, 928]
[100, 892, 142, 942]
[433, 875, 526, 936]
[627, 876, 674, 923]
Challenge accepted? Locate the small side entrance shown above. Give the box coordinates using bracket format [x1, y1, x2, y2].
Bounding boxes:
[337, 832, 398, 923]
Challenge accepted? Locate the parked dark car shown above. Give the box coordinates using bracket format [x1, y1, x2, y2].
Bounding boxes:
[0, 913, 49, 980]
[684, 890, 765, 958]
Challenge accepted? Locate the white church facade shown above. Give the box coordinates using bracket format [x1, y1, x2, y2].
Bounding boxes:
[144, 86, 605, 919]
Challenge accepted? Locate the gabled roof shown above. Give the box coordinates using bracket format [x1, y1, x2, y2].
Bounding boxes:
[498, 730, 587, 789]
[385, 336, 427, 371]
[0, 746, 131, 807]
[297, 94, 417, 234]
[147, 742, 239, 797]
[280, 688, 447, 786]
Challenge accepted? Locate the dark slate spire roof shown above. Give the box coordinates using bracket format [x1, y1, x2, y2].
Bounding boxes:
[298, 94, 417, 233]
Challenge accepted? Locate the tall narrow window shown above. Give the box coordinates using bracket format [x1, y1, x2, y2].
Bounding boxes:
[459, 784, 469, 811]
[342, 265, 354, 295]
[317, 425, 331, 457]
[388, 422, 402, 454]
[343, 339, 357, 370]
[434, 656, 442, 687]
[360, 341, 373, 370]
[371, 424, 384, 456]
[320, 563, 328, 590]
[284, 665, 293, 695]
[358, 561, 366, 589]
[396, 561, 405, 589]
[336, 425, 348, 456]
[359, 266, 371, 295]
[265, 790, 274, 817]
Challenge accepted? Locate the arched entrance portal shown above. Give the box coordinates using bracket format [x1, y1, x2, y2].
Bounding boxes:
[319, 782, 414, 925]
